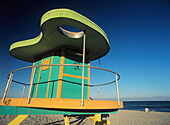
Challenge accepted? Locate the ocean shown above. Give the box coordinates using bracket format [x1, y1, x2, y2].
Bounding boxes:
[122, 101, 170, 112]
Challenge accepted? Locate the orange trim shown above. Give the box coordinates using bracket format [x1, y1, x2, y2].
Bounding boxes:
[42, 58, 50, 70]
[0, 98, 123, 110]
[35, 59, 43, 98]
[57, 49, 65, 99]
[63, 73, 88, 80]
[88, 63, 90, 100]
[46, 56, 54, 98]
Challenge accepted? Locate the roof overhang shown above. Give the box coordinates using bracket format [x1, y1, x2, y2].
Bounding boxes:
[9, 9, 110, 62]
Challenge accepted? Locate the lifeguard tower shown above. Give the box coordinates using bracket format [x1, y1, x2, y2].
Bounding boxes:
[0, 9, 123, 125]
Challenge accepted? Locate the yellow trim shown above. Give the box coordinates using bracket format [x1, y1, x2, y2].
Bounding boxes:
[63, 73, 88, 80]
[46, 56, 54, 98]
[8, 115, 28, 125]
[57, 49, 65, 99]
[88, 63, 90, 100]
[35, 59, 43, 98]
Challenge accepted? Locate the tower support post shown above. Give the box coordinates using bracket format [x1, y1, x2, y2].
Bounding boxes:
[2, 72, 14, 103]
[115, 73, 120, 106]
[27, 66, 36, 104]
[22, 85, 26, 98]
[81, 32, 86, 106]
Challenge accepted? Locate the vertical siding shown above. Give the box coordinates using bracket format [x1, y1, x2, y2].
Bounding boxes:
[48, 56, 60, 98]
[64, 52, 88, 77]
[62, 51, 89, 99]
[61, 76, 88, 99]
[31, 60, 42, 98]
[30, 50, 89, 100]
[36, 57, 51, 98]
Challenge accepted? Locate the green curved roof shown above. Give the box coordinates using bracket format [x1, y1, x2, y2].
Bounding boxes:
[10, 9, 110, 62]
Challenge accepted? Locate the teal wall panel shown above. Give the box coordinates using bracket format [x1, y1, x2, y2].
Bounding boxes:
[62, 51, 89, 99]
[31, 60, 42, 98]
[30, 50, 89, 100]
[48, 56, 60, 98]
[31, 55, 61, 99]
[64, 52, 88, 77]
[36, 57, 51, 98]
[61, 76, 88, 99]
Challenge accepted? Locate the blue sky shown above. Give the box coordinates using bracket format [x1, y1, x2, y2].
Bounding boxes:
[0, 0, 170, 101]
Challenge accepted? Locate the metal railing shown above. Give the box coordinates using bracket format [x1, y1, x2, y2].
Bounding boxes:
[2, 64, 120, 106]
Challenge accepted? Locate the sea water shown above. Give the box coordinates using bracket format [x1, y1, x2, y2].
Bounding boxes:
[122, 101, 170, 112]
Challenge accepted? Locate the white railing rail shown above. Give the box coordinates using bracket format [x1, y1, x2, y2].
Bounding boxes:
[2, 64, 120, 106]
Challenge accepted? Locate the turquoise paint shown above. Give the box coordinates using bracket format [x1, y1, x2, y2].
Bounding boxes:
[16, 107, 31, 115]
[0, 105, 16, 115]
[31, 55, 61, 99]
[31, 108, 47, 114]
[62, 51, 88, 99]
[0, 106, 118, 115]
[48, 56, 60, 98]
[61, 76, 88, 99]
[31, 60, 42, 98]
[64, 52, 88, 77]
[30, 50, 88, 100]
[36, 57, 51, 98]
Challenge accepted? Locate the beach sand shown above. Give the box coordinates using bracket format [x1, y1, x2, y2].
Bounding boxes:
[108, 110, 170, 125]
[0, 110, 170, 125]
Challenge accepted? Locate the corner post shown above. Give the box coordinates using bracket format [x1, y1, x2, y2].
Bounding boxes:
[115, 73, 120, 106]
[2, 72, 14, 103]
[98, 85, 100, 100]
[27, 66, 36, 104]
[22, 85, 26, 98]
[81, 32, 86, 106]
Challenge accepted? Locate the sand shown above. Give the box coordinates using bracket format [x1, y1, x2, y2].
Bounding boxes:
[0, 110, 170, 125]
[108, 110, 170, 125]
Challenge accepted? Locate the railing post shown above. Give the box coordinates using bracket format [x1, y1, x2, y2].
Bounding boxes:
[81, 32, 86, 106]
[22, 85, 26, 98]
[2, 72, 14, 103]
[27, 66, 36, 104]
[115, 73, 120, 106]
[98, 85, 100, 100]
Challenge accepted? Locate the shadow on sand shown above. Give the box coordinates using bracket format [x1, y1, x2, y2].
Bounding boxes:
[45, 114, 110, 125]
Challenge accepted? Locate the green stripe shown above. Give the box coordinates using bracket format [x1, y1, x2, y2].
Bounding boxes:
[0, 106, 118, 115]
